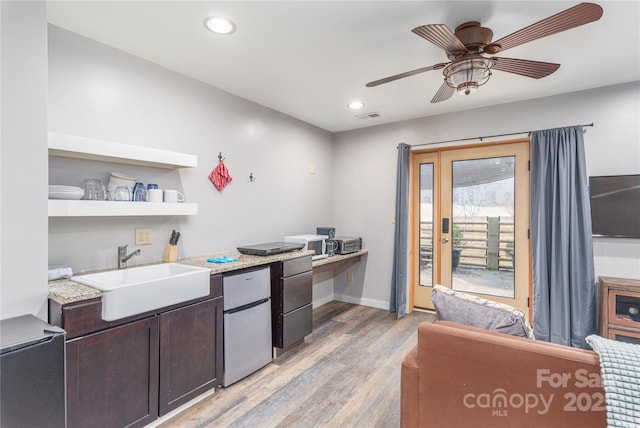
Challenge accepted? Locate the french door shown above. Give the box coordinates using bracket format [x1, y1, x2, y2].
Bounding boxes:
[410, 140, 530, 314]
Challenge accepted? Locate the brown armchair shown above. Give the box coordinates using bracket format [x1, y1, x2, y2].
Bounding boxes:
[401, 321, 606, 427]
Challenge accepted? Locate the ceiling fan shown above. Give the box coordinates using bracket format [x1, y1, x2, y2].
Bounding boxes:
[366, 2, 603, 103]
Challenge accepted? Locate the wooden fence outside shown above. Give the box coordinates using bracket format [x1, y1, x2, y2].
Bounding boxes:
[420, 217, 515, 270]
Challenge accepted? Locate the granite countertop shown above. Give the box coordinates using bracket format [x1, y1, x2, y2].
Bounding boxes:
[48, 249, 315, 305]
[177, 249, 315, 274]
[49, 249, 368, 306]
[312, 250, 368, 268]
[48, 279, 103, 304]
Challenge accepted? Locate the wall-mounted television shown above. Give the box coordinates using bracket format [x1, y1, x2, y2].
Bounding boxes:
[589, 174, 640, 238]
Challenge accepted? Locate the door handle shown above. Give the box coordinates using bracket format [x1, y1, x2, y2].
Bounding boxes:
[441, 237, 449, 244]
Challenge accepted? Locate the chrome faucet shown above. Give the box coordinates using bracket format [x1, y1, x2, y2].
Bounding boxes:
[118, 244, 141, 269]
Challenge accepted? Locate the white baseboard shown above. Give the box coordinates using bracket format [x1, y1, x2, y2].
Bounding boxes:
[312, 294, 335, 308]
[145, 387, 216, 427]
[333, 294, 389, 310]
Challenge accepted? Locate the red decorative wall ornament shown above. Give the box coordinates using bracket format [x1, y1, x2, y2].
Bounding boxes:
[209, 153, 232, 191]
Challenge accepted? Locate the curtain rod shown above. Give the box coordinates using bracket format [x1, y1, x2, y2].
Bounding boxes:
[410, 123, 594, 148]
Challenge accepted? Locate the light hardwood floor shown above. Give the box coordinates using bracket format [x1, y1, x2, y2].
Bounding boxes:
[161, 301, 436, 428]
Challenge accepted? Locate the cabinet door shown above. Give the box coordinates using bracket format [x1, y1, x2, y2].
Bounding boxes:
[608, 290, 640, 328]
[159, 297, 223, 416]
[66, 317, 159, 428]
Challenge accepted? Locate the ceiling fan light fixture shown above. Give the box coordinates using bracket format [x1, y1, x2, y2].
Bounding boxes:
[444, 56, 493, 95]
[456, 82, 478, 96]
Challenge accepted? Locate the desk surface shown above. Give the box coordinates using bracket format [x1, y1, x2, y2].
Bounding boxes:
[312, 250, 368, 271]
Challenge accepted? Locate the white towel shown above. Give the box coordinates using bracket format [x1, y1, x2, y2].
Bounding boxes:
[48, 265, 73, 281]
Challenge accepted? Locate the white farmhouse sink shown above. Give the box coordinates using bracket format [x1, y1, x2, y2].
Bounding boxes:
[72, 263, 211, 321]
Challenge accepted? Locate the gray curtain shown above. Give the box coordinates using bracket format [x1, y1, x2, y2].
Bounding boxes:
[530, 126, 596, 349]
[391, 143, 411, 319]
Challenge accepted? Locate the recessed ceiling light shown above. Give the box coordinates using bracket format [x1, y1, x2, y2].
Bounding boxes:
[347, 101, 365, 110]
[204, 16, 236, 35]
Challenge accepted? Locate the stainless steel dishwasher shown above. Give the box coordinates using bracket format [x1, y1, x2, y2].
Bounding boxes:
[222, 265, 272, 386]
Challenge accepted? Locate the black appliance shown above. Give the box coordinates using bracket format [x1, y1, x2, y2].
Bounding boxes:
[316, 227, 336, 239]
[237, 241, 304, 256]
[1, 314, 66, 428]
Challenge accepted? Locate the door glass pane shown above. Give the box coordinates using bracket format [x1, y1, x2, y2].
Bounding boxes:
[419, 163, 434, 287]
[450, 156, 515, 298]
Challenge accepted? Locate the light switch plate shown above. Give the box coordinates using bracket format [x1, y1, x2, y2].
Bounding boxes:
[135, 228, 153, 245]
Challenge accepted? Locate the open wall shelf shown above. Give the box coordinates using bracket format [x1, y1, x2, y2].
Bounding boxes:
[48, 200, 198, 217]
[48, 132, 198, 217]
[48, 132, 197, 169]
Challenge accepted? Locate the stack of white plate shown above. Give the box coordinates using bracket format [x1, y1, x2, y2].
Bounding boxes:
[49, 185, 85, 200]
[107, 172, 137, 197]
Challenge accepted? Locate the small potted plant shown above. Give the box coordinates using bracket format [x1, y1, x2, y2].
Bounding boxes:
[451, 224, 465, 270]
[505, 242, 515, 269]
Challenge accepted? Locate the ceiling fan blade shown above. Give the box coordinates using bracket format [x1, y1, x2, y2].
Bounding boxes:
[412, 24, 468, 56]
[431, 81, 455, 103]
[492, 2, 603, 52]
[491, 57, 560, 79]
[366, 63, 448, 87]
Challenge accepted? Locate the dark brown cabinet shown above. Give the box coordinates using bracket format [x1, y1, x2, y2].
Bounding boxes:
[66, 316, 159, 428]
[159, 295, 223, 415]
[271, 255, 313, 350]
[54, 274, 223, 428]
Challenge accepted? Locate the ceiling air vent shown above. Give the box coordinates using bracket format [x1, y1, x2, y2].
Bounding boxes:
[355, 111, 381, 120]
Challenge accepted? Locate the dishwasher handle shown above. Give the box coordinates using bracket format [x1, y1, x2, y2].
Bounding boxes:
[224, 297, 270, 315]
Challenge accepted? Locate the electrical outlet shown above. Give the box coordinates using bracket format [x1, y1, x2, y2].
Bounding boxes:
[347, 272, 354, 282]
[135, 228, 153, 245]
[309, 163, 317, 174]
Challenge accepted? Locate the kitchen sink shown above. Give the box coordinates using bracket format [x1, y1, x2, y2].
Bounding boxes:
[72, 263, 211, 321]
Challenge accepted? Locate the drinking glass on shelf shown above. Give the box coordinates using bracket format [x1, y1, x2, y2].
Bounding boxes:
[133, 186, 147, 202]
[82, 179, 106, 200]
[113, 186, 130, 201]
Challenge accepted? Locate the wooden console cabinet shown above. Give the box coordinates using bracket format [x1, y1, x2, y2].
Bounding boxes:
[599, 276, 640, 344]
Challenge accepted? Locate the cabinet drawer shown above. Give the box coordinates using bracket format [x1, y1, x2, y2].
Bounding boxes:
[282, 256, 312, 278]
[282, 271, 312, 313]
[607, 327, 640, 345]
[281, 303, 312, 348]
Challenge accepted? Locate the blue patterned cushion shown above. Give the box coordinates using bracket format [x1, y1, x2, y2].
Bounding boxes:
[431, 284, 534, 339]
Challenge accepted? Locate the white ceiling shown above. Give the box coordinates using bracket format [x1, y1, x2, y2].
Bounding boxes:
[47, 1, 640, 133]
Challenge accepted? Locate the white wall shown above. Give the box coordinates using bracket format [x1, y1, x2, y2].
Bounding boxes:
[47, 23, 335, 311]
[332, 82, 640, 308]
[0, 1, 49, 320]
[21, 23, 640, 317]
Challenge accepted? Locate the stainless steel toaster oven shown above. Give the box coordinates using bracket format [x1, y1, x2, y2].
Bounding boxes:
[331, 237, 362, 255]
